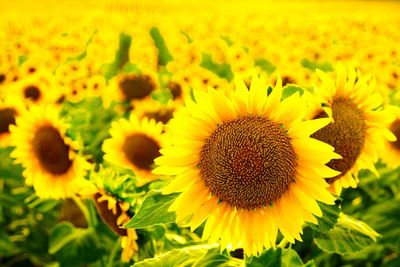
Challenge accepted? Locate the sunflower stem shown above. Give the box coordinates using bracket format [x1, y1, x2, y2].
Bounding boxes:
[72, 196, 93, 227]
[107, 237, 121, 267]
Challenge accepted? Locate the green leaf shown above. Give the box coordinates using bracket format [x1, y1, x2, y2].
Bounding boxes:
[150, 27, 173, 66]
[282, 85, 305, 99]
[132, 244, 222, 267]
[124, 190, 178, 229]
[200, 52, 234, 81]
[0, 147, 23, 181]
[362, 199, 400, 252]
[308, 200, 341, 233]
[314, 214, 378, 255]
[49, 222, 106, 267]
[303, 260, 317, 267]
[254, 58, 276, 74]
[101, 32, 132, 79]
[221, 36, 233, 47]
[300, 58, 333, 72]
[281, 248, 303, 267]
[246, 248, 282, 267]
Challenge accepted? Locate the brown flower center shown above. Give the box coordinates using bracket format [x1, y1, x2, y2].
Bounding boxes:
[143, 109, 174, 125]
[311, 98, 366, 183]
[123, 133, 161, 171]
[24, 85, 41, 101]
[0, 74, 5, 84]
[389, 119, 400, 150]
[119, 75, 156, 101]
[168, 82, 182, 100]
[32, 126, 72, 175]
[0, 108, 16, 134]
[199, 116, 296, 210]
[94, 193, 127, 236]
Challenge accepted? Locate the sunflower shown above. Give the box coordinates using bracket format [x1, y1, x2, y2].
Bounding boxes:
[94, 192, 139, 262]
[308, 63, 396, 194]
[153, 75, 339, 256]
[102, 115, 165, 184]
[2, 70, 61, 107]
[10, 105, 90, 199]
[0, 98, 21, 147]
[77, 167, 139, 262]
[106, 71, 159, 106]
[133, 98, 177, 125]
[379, 105, 400, 168]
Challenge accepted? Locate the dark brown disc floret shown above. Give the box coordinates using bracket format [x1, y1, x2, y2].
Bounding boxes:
[32, 126, 72, 175]
[24, 85, 41, 101]
[199, 116, 297, 210]
[0, 108, 16, 134]
[311, 98, 366, 183]
[122, 133, 161, 171]
[119, 75, 156, 101]
[389, 119, 400, 151]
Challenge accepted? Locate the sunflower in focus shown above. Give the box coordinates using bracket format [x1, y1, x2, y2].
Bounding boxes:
[103, 115, 165, 184]
[10, 105, 90, 199]
[308, 64, 396, 194]
[379, 105, 400, 168]
[154, 75, 339, 256]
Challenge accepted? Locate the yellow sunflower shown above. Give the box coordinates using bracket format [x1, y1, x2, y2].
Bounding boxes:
[106, 71, 159, 106]
[379, 105, 400, 168]
[153, 75, 339, 256]
[0, 97, 21, 147]
[10, 105, 91, 199]
[2, 70, 61, 107]
[308, 63, 396, 194]
[94, 192, 139, 262]
[103, 115, 165, 184]
[133, 98, 177, 126]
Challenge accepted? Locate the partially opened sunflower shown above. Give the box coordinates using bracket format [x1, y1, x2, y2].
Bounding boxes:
[154, 75, 339, 256]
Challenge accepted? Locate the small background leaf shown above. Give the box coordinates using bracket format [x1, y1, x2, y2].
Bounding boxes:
[314, 215, 377, 255]
[124, 190, 178, 229]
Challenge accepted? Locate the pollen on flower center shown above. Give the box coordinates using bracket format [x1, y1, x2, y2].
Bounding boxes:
[311, 97, 366, 183]
[32, 126, 72, 175]
[0, 108, 16, 134]
[123, 133, 161, 171]
[119, 75, 155, 101]
[24, 85, 41, 101]
[199, 116, 297, 210]
[389, 119, 400, 150]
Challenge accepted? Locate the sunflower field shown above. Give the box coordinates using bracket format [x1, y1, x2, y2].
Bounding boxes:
[1, 0, 400, 266]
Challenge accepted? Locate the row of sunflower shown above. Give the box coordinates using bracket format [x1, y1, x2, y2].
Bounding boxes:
[1, 3, 400, 267]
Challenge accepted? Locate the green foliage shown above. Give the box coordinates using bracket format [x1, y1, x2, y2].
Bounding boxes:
[254, 58, 276, 74]
[101, 32, 132, 79]
[247, 248, 282, 267]
[314, 215, 378, 255]
[49, 222, 106, 267]
[281, 85, 305, 99]
[308, 201, 341, 233]
[61, 97, 119, 163]
[200, 52, 234, 81]
[132, 244, 240, 267]
[300, 59, 333, 72]
[149, 27, 173, 66]
[124, 191, 178, 229]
